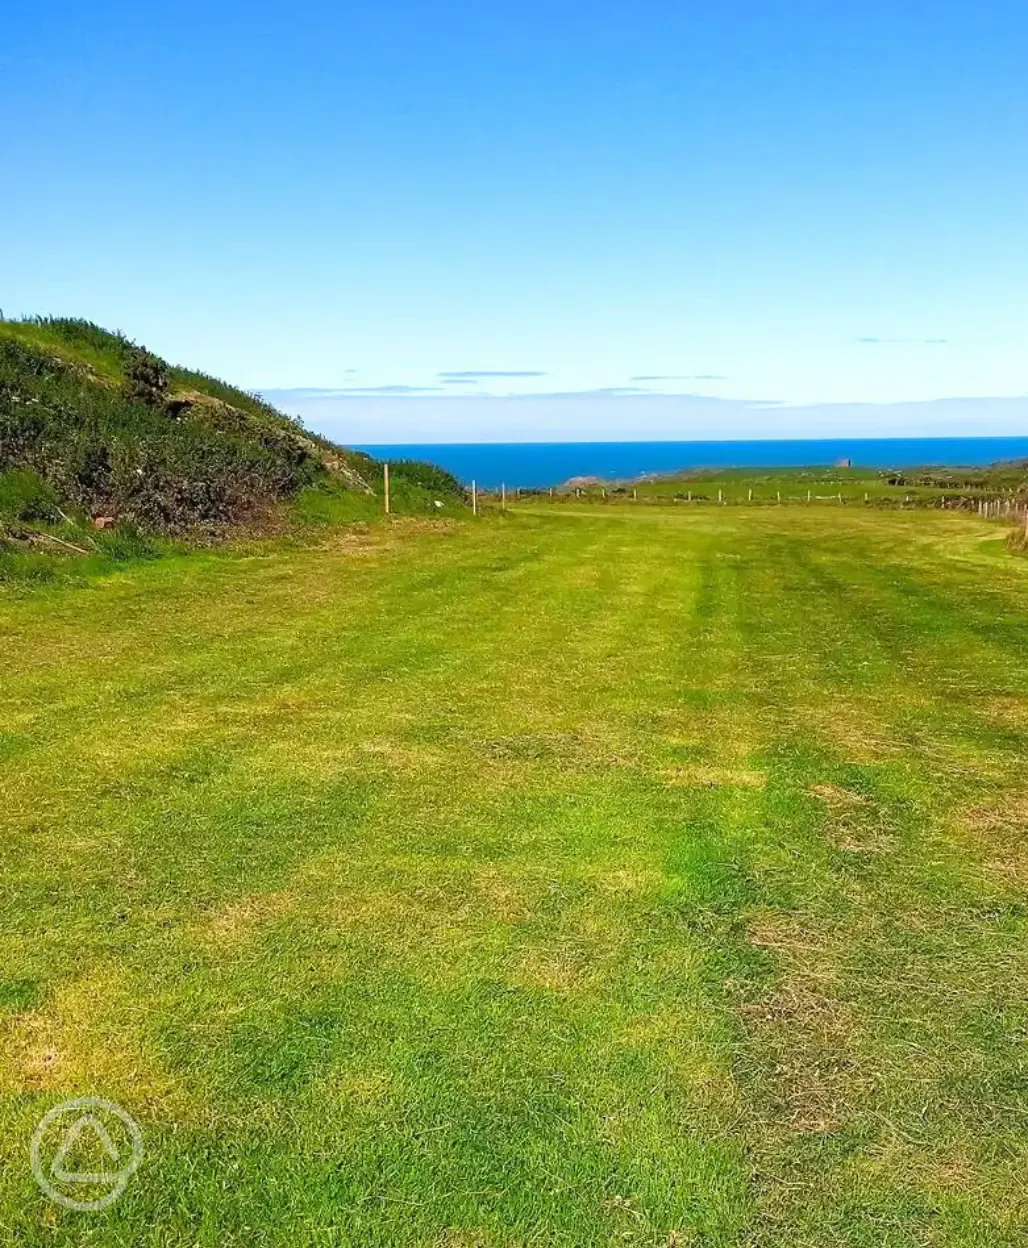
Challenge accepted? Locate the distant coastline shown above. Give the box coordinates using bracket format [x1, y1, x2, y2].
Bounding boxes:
[353, 437, 1028, 489]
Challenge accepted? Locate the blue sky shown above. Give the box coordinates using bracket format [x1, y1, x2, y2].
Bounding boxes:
[3, 1, 1027, 441]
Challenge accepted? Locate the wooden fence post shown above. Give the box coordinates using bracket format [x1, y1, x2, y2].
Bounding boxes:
[472, 479, 478, 516]
[383, 462, 390, 515]
[501, 483, 506, 511]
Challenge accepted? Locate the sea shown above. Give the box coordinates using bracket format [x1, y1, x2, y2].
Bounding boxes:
[354, 438, 1028, 490]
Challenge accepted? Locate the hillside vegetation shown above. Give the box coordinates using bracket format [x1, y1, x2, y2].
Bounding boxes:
[0, 318, 465, 576]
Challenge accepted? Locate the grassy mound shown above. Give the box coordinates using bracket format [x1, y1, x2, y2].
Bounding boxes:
[0, 317, 465, 546]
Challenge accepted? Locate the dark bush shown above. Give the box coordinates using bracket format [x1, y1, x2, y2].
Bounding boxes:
[0, 334, 320, 532]
[125, 347, 169, 407]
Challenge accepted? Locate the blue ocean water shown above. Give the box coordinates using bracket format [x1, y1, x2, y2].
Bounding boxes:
[354, 438, 1028, 490]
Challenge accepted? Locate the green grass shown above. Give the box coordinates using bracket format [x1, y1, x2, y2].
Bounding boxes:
[2, 505, 1028, 1245]
[509, 463, 1027, 508]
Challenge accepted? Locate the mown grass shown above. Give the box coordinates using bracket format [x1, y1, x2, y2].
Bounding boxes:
[1, 506, 1027, 1245]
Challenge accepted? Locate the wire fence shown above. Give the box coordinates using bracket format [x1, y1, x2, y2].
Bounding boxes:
[476, 484, 1028, 517]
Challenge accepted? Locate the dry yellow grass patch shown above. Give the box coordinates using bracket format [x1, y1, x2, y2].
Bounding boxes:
[981, 695, 1028, 727]
[853, 1131, 1026, 1219]
[0, 968, 192, 1116]
[512, 894, 638, 996]
[197, 852, 542, 974]
[242, 861, 539, 987]
[315, 516, 458, 557]
[255, 734, 453, 783]
[578, 864, 664, 896]
[314, 526, 380, 556]
[664, 765, 766, 789]
[200, 888, 296, 947]
[743, 983, 861, 1135]
[744, 909, 867, 1135]
[474, 727, 638, 775]
[472, 865, 538, 923]
[831, 826, 895, 855]
[809, 783, 867, 807]
[952, 794, 1028, 888]
[513, 945, 586, 993]
[810, 783, 895, 855]
[797, 702, 906, 763]
[194, 853, 528, 958]
[747, 909, 831, 961]
[324, 884, 471, 945]
[305, 1066, 395, 1111]
[433, 1229, 507, 1248]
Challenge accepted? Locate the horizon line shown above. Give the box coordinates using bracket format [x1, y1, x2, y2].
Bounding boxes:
[350, 434, 1028, 448]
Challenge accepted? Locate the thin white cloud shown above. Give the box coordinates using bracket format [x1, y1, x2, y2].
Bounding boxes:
[437, 370, 548, 379]
[272, 393, 1028, 445]
[264, 384, 443, 397]
[857, 337, 951, 345]
[630, 374, 727, 382]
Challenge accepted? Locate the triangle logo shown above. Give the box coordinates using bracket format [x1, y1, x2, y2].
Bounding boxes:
[50, 1115, 121, 1184]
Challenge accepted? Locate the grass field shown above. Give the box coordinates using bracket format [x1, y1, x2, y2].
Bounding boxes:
[502, 464, 1027, 509]
[2, 505, 1028, 1246]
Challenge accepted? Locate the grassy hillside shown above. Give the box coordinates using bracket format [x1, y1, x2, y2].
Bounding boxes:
[2, 504, 1027, 1243]
[0, 317, 465, 577]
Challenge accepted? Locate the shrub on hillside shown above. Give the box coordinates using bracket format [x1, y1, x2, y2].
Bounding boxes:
[125, 346, 169, 407]
[0, 336, 321, 531]
[0, 318, 460, 538]
[389, 459, 465, 498]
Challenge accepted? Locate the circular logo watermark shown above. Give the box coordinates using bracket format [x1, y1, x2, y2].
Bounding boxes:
[30, 1097, 143, 1212]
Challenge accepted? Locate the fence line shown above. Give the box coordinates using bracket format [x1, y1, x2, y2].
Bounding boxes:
[472, 486, 1028, 521]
